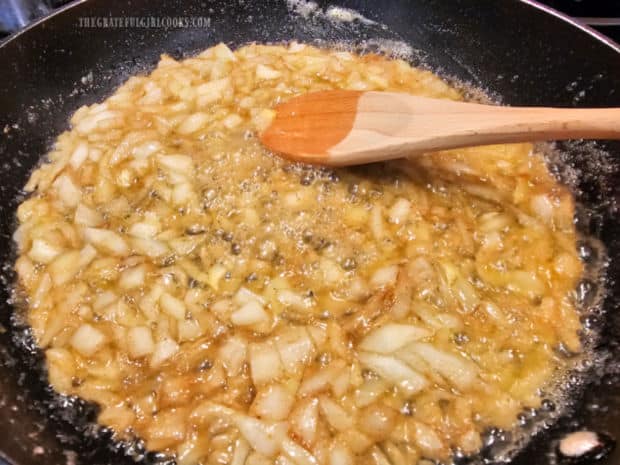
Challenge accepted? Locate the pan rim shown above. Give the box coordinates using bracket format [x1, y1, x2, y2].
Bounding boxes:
[1, 0, 620, 54]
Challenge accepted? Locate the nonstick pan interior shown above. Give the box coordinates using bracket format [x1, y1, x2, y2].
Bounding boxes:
[0, 1, 619, 464]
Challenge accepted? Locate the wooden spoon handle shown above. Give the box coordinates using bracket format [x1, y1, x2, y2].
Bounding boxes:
[328, 92, 620, 165]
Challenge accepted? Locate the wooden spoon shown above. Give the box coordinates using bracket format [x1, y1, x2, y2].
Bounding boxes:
[259, 90, 620, 166]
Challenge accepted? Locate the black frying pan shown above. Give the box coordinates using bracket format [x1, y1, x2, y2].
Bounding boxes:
[1, 1, 619, 465]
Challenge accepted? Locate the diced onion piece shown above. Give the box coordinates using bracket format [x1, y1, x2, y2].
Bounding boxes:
[70, 323, 106, 356]
[281, 438, 319, 465]
[130, 237, 169, 258]
[53, 173, 82, 208]
[506, 270, 546, 298]
[172, 183, 194, 205]
[408, 342, 478, 390]
[83, 227, 130, 256]
[388, 198, 411, 224]
[213, 43, 236, 61]
[127, 326, 155, 358]
[223, 114, 243, 129]
[277, 289, 311, 310]
[232, 414, 287, 457]
[358, 403, 398, 440]
[48, 250, 81, 285]
[530, 194, 554, 225]
[359, 324, 431, 354]
[195, 77, 231, 105]
[290, 398, 319, 448]
[177, 319, 203, 342]
[320, 258, 344, 284]
[128, 221, 159, 239]
[299, 359, 346, 396]
[207, 264, 227, 291]
[234, 286, 266, 306]
[231, 438, 251, 465]
[358, 352, 428, 395]
[249, 342, 283, 386]
[157, 154, 194, 174]
[329, 442, 354, 465]
[74, 203, 103, 227]
[411, 420, 445, 458]
[254, 109, 276, 132]
[256, 64, 281, 80]
[354, 379, 389, 408]
[46, 348, 76, 392]
[370, 265, 399, 289]
[150, 338, 179, 367]
[159, 292, 187, 320]
[275, 328, 315, 373]
[319, 395, 354, 431]
[370, 205, 385, 240]
[251, 383, 295, 421]
[119, 265, 146, 289]
[177, 113, 210, 135]
[231, 301, 270, 327]
[28, 238, 63, 264]
[69, 141, 89, 169]
[218, 336, 248, 376]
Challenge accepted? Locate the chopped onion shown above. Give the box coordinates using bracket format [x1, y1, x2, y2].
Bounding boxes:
[119, 265, 146, 289]
[277, 289, 311, 310]
[150, 338, 179, 367]
[281, 438, 318, 465]
[28, 238, 63, 264]
[251, 383, 295, 421]
[231, 301, 270, 327]
[218, 336, 248, 376]
[275, 327, 315, 373]
[411, 420, 445, 458]
[130, 237, 169, 258]
[329, 442, 354, 465]
[128, 221, 160, 239]
[359, 324, 431, 354]
[177, 113, 210, 135]
[48, 250, 81, 285]
[408, 342, 477, 390]
[74, 203, 103, 227]
[207, 263, 227, 291]
[530, 194, 554, 225]
[370, 265, 399, 289]
[290, 397, 319, 447]
[159, 292, 187, 320]
[388, 198, 411, 224]
[231, 438, 251, 465]
[234, 286, 266, 306]
[249, 342, 283, 386]
[177, 319, 203, 342]
[195, 77, 231, 105]
[299, 359, 346, 396]
[157, 154, 194, 174]
[358, 403, 398, 440]
[127, 326, 155, 358]
[319, 395, 354, 431]
[53, 173, 82, 208]
[358, 352, 428, 395]
[232, 414, 287, 457]
[69, 141, 89, 170]
[83, 227, 130, 256]
[70, 323, 106, 356]
[256, 64, 282, 80]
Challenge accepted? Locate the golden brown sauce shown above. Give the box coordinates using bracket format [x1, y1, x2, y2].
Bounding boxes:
[14, 43, 583, 465]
